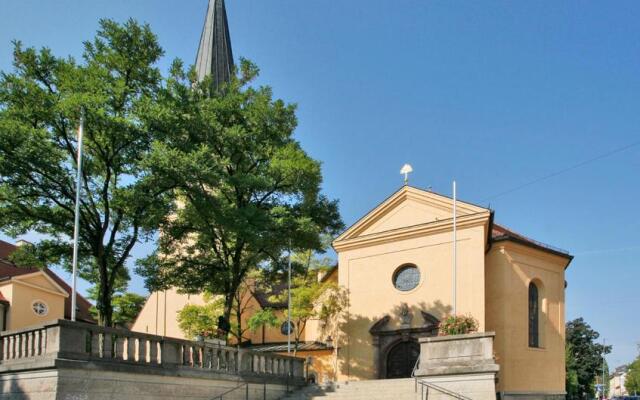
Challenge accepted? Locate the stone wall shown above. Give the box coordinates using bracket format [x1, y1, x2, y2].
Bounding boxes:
[414, 332, 500, 400]
[1, 368, 293, 400]
[0, 320, 305, 400]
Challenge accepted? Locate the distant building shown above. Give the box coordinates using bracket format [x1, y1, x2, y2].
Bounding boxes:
[0, 240, 95, 331]
[610, 365, 629, 397]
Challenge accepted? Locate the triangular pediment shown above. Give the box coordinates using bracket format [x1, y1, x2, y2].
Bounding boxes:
[334, 185, 488, 243]
[12, 271, 69, 297]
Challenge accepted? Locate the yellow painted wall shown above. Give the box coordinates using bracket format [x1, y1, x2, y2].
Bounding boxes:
[336, 221, 488, 380]
[485, 241, 567, 393]
[1, 278, 66, 330]
[132, 285, 295, 344]
[132, 288, 207, 339]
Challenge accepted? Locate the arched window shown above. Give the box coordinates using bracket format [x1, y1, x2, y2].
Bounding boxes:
[528, 282, 539, 348]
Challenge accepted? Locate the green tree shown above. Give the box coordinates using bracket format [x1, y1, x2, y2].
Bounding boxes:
[566, 318, 612, 400]
[247, 308, 279, 334]
[110, 292, 146, 328]
[256, 243, 337, 355]
[626, 352, 640, 395]
[566, 344, 580, 400]
[86, 276, 145, 328]
[177, 294, 224, 339]
[0, 19, 174, 326]
[137, 59, 343, 336]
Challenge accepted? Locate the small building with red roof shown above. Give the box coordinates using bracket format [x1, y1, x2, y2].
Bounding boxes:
[0, 239, 95, 331]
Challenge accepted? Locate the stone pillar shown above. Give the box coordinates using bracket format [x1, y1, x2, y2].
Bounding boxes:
[161, 339, 182, 367]
[414, 332, 500, 400]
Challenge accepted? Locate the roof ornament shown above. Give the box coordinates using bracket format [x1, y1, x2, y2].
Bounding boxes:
[400, 164, 413, 185]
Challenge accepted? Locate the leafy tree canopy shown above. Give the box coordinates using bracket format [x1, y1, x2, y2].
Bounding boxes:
[0, 19, 174, 326]
[626, 351, 640, 395]
[136, 59, 343, 334]
[566, 318, 612, 400]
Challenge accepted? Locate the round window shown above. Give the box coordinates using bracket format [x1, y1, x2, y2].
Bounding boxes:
[393, 265, 421, 291]
[281, 321, 295, 335]
[32, 300, 49, 316]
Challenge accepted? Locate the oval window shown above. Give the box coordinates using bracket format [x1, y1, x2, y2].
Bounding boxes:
[32, 300, 49, 316]
[393, 265, 421, 291]
[281, 321, 295, 335]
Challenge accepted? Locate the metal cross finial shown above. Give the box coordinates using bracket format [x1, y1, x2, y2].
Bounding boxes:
[400, 164, 413, 185]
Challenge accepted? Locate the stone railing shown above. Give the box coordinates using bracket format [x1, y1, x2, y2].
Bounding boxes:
[0, 319, 304, 381]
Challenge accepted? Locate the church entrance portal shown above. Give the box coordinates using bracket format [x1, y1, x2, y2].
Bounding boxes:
[385, 340, 420, 378]
[369, 307, 439, 379]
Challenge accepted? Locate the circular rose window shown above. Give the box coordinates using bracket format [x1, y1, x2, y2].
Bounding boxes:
[281, 321, 295, 335]
[32, 300, 49, 316]
[393, 265, 421, 291]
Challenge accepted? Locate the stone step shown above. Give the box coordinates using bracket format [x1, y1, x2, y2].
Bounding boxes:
[281, 379, 418, 400]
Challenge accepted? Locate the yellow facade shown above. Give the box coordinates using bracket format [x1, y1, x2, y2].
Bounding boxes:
[486, 241, 568, 394]
[134, 185, 571, 395]
[0, 271, 67, 330]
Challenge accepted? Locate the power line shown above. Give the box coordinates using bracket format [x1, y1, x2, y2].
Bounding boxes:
[481, 139, 640, 202]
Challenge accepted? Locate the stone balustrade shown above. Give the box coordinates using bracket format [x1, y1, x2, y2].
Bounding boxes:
[0, 319, 305, 381]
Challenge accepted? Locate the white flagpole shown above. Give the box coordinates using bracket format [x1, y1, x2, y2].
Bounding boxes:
[287, 239, 292, 355]
[452, 180, 457, 316]
[71, 110, 84, 322]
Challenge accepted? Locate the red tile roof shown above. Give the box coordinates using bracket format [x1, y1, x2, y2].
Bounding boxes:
[0, 240, 96, 323]
[491, 223, 572, 260]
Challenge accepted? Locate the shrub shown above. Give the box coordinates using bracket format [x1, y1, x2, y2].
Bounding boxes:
[438, 314, 479, 336]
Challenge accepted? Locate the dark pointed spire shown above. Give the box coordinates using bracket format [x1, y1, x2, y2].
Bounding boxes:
[195, 0, 234, 88]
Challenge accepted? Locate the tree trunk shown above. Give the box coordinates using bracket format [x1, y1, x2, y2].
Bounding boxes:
[222, 291, 234, 341]
[235, 296, 243, 348]
[98, 283, 113, 327]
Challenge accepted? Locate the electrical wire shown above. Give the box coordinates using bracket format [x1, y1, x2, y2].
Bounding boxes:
[481, 139, 640, 202]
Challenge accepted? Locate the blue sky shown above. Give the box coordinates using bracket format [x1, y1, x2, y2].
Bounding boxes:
[1, 1, 639, 367]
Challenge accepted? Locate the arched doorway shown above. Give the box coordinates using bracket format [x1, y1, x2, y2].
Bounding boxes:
[369, 311, 439, 379]
[385, 340, 420, 378]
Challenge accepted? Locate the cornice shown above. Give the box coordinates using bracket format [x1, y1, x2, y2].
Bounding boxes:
[334, 211, 490, 252]
[334, 186, 488, 243]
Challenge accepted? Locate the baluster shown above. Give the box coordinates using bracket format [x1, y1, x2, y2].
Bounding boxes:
[8, 336, 14, 359]
[231, 350, 237, 372]
[24, 332, 32, 357]
[126, 337, 136, 361]
[11, 335, 17, 359]
[20, 333, 27, 358]
[216, 349, 223, 370]
[0, 336, 6, 360]
[149, 340, 158, 364]
[103, 334, 113, 359]
[41, 329, 47, 355]
[182, 344, 190, 366]
[90, 332, 101, 357]
[203, 347, 212, 369]
[114, 335, 125, 360]
[137, 338, 147, 363]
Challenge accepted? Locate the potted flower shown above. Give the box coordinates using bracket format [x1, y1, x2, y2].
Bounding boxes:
[438, 314, 479, 336]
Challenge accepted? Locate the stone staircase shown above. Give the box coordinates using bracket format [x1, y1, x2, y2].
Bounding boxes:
[281, 378, 418, 400]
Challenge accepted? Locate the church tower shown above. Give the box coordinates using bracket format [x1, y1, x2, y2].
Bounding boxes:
[195, 0, 234, 88]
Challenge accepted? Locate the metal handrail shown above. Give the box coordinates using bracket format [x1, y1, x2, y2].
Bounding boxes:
[213, 381, 248, 400]
[416, 380, 473, 400]
[413, 356, 472, 400]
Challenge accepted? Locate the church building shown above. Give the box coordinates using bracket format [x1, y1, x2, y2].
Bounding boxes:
[133, 2, 573, 399]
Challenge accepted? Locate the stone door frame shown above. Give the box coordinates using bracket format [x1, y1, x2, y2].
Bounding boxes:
[369, 311, 439, 379]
